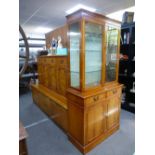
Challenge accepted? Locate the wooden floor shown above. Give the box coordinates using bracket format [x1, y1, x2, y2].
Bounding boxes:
[19, 90, 135, 155]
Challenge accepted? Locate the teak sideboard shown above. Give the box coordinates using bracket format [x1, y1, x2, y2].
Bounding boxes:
[32, 9, 123, 154]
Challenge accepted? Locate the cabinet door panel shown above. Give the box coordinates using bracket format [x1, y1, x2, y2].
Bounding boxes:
[107, 96, 120, 129]
[48, 66, 57, 91]
[44, 65, 49, 87]
[57, 68, 67, 96]
[86, 101, 107, 143]
[68, 101, 84, 145]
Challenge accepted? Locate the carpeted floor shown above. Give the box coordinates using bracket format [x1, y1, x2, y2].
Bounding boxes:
[19, 90, 135, 155]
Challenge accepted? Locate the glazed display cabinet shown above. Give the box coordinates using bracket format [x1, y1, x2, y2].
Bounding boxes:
[32, 9, 123, 155]
[66, 9, 123, 153]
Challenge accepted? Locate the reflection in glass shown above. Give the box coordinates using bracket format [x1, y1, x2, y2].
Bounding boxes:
[85, 22, 102, 87]
[106, 26, 118, 82]
[69, 23, 80, 88]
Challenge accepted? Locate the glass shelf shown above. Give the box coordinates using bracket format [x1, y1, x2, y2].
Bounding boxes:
[85, 50, 102, 52]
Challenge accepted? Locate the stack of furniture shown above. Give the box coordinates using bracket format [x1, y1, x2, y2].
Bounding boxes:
[32, 9, 123, 154]
[119, 22, 135, 113]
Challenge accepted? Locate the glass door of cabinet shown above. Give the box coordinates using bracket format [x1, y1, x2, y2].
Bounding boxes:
[85, 22, 102, 88]
[105, 26, 119, 82]
[69, 22, 81, 88]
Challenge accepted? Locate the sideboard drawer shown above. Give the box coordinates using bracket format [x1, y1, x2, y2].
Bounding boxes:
[107, 87, 122, 98]
[57, 57, 67, 68]
[49, 58, 56, 66]
[85, 93, 106, 107]
[107, 88, 117, 96]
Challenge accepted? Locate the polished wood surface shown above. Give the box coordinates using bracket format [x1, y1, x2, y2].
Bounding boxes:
[66, 9, 121, 26]
[19, 121, 28, 155]
[38, 55, 68, 97]
[45, 25, 68, 49]
[32, 84, 68, 131]
[67, 84, 122, 153]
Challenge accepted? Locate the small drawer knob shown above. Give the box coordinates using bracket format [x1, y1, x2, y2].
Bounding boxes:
[93, 96, 99, 102]
[60, 60, 64, 64]
[112, 89, 117, 94]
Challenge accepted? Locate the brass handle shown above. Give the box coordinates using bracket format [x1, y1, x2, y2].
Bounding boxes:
[113, 89, 117, 94]
[93, 96, 99, 102]
[60, 60, 64, 64]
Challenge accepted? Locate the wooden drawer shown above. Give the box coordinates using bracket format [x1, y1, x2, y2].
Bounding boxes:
[107, 87, 121, 97]
[57, 57, 67, 68]
[44, 58, 51, 65]
[85, 93, 106, 107]
[38, 58, 45, 65]
[49, 58, 56, 66]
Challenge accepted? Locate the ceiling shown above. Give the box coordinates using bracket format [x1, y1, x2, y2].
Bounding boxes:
[19, 0, 135, 35]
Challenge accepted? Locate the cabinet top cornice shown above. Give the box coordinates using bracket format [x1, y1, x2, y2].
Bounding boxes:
[66, 9, 121, 25]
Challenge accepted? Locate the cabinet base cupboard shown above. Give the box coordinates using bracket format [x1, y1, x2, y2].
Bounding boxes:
[32, 9, 123, 154]
[67, 84, 122, 153]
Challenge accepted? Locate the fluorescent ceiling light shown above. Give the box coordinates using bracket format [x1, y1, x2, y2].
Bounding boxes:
[106, 6, 135, 21]
[69, 32, 80, 36]
[66, 4, 96, 15]
[35, 27, 52, 34]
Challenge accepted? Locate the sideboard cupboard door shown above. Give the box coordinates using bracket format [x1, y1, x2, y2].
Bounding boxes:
[107, 95, 120, 129]
[44, 65, 49, 87]
[48, 66, 57, 91]
[85, 101, 107, 144]
[57, 68, 67, 96]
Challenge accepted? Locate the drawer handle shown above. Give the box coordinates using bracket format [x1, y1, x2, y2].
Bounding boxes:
[112, 90, 117, 94]
[60, 60, 64, 64]
[93, 96, 99, 102]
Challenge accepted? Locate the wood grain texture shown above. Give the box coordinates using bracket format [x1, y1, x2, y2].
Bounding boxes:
[67, 85, 122, 154]
[45, 25, 68, 49]
[32, 84, 68, 131]
[37, 56, 68, 97]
